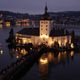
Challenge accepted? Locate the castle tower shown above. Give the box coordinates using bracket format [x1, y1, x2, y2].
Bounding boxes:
[40, 4, 53, 44]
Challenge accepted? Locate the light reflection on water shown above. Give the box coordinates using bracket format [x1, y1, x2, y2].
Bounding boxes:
[21, 51, 80, 80]
[0, 27, 23, 70]
[38, 51, 73, 79]
[3, 45, 80, 80]
[4, 45, 79, 80]
[0, 28, 80, 80]
[9, 48, 28, 59]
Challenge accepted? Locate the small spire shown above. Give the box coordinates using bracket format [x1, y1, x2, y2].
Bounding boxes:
[45, 2, 48, 14]
[42, 1, 50, 20]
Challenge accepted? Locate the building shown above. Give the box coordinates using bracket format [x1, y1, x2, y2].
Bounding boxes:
[16, 5, 72, 47]
[0, 19, 12, 28]
[16, 19, 30, 27]
[5, 20, 11, 27]
[0, 19, 3, 28]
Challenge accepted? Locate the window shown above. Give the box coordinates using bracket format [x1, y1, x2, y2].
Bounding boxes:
[41, 25, 43, 27]
[46, 25, 47, 27]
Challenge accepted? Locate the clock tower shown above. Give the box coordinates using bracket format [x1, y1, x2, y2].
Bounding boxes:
[40, 4, 53, 44]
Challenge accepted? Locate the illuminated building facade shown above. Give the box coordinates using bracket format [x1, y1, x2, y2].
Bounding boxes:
[0, 19, 3, 28]
[16, 5, 72, 47]
[0, 19, 11, 28]
[16, 19, 30, 27]
[5, 21, 11, 27]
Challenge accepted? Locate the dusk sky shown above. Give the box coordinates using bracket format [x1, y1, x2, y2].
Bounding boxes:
[0, 0, 80, 14]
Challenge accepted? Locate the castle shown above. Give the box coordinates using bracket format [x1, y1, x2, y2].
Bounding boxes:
[15, 5, 73, 47]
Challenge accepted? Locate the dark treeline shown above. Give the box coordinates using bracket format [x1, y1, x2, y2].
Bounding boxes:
[0, 10, 80, 19]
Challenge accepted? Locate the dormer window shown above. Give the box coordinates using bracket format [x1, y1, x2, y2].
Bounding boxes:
[41, 25, 43, 27]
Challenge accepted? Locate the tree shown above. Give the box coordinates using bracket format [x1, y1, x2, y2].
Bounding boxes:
[6, 28, 16, 49]
[71, 30, 75, 43]
[52, 41, 59, 49]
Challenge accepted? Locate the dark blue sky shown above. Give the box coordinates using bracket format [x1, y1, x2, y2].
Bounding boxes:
[0, 0, 80, 14]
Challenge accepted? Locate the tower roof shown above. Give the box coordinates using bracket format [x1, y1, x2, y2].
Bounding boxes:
[41, 4, 51, 20]
[45, 3, 48, 14]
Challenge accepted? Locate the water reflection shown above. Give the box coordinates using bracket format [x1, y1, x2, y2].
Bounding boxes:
[0, 49, 3, 55]
[5, 46, 80, 80]
[0, 44, 3, 55]
[38, 51, 75, 80]
[39, 53, 49, 80]
[8, 47, 28, 59]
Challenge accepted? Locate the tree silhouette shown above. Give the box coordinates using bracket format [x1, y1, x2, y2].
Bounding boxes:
[6, 28, 16, 49]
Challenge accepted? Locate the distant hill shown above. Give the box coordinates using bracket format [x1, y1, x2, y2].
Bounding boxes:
[49, 11, 80, 17]
[0, 11, 29, 19]
[0, 10, 80, 20]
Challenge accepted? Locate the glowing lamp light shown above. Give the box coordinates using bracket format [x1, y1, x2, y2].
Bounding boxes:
[40, 34, 49, 39]
[16, 55, 19, 59]
[49, 40, 53, 46]
[21, 49, 27, 55]
[30, 48, 32, 50]
[70, 51, 74, 57]
[71, 43, 74, 49]
[40, 58, 48, 64]
[22, 38, 27, 44]
[6, 22, 10, 27]
[64, 39, 67, 43]
[0, 50, 3, 54]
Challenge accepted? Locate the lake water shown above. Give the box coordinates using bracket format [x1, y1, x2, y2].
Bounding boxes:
[0, 27, 23, 70]
[0, 27, 80, 80]
[21, 51, 80, 80]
